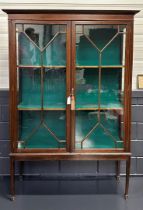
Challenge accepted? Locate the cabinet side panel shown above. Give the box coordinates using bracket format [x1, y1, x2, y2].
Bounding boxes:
[124, 21, 134, 152]
[8, 20, 18, 153]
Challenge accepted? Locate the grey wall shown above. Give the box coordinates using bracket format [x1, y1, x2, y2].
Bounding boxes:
[0, 90, 143, 176]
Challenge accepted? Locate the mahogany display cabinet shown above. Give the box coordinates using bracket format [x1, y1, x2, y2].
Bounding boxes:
[3, 9, 139, 200]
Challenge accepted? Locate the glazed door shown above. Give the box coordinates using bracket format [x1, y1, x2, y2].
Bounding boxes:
[72, 22, 127, 151]
[14, 20, 128, 152]
[16, 22, 71, 151]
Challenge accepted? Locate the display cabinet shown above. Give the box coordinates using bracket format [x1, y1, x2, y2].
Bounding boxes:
[3, 9, 138, 200]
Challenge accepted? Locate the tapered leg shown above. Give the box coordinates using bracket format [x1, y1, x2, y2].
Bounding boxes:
[19, 161, 24, 181]
[116, 160, 120, 182]
[10, 157, 15, 201]
[124, 157, 131, 199]
[97, 160, 99, 173]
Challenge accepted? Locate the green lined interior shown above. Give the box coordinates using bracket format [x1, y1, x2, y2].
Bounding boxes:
[18, 33, 41, 66]
[76, 68, 123, 109]
[17, 25, 125, 150]
[18, 32, 66, 66]
[43, 34, 66, 66]
[18, 67, 123, 110]
[75, 27, 124, 149]
[76, 28, 123, 66]
[19, 111, 66, 148]
[18, 68, 41, 109]
[18, 68, 66, 109]
[75, 111, 123, 149]
[43, 68, 66, 108]
[19, 110, 123, 149]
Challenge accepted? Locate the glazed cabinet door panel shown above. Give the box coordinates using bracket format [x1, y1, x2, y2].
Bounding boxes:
[15, 22, 70, 150]
[72, 23, 127, 150]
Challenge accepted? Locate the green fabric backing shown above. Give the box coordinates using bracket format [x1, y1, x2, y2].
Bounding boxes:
[76, 28, 123, 66]
[19, 110, 123, 149]
[18, 68, 41, 108]
[18, 27, 124, 149]
[19, 33, 66, 66]
[75, 111, 123, 149]
[18, 68, 66, 109]
[43, 34, 66, 66]
[19, 111, 66, 148]
[76, 68, 123, 109]
[19, 33, 41, 66]
[43, 68, 66, 108]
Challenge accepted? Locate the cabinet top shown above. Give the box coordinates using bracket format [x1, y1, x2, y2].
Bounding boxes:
[3, 10, 139, 21]
[3, 9, 139, 15]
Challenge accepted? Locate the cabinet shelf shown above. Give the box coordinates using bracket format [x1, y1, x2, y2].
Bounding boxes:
[76, 65, 125, 69]
[76, 107, 122, 111]
[76, 102, 123, 110]
[18, 104, 66, 111]
[17, 65, 66, 69]
[17, 65, 124, 69]
[17, 65, 41, 68]
[18, 107, 66, 111]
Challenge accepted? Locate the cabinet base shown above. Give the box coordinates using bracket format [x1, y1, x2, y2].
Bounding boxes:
[10, 152, 131, 161]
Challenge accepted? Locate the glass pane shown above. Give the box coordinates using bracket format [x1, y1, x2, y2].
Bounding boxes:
[75, 110, 123, 149]
[17, 68, 41, 109]
[76, 67, 124, 109]
[76, 68, 98, 109]
[16, 24, 66, 66]
[16, 23, 67, 149]
[101, 33, 124, 66]
[75, 24, 126, 149]
[17, 32, 41, 66]
[18, 111, 66, 149]
[16, 24, 66, 49]
[76, 33, 99, 66]
[100, 68, 124, 108]
[43, 33, 66, 66]
[44, 68, 66, 108]
[76, 24, 126, 66]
